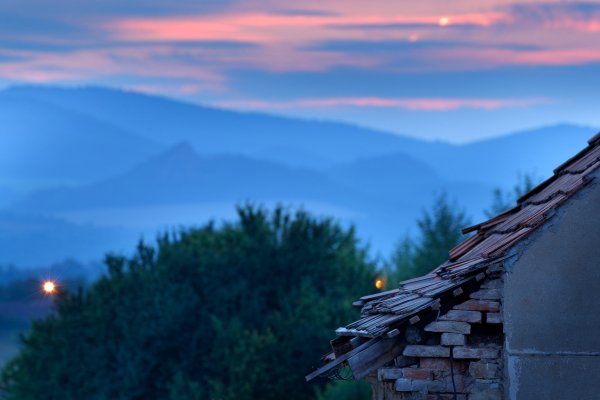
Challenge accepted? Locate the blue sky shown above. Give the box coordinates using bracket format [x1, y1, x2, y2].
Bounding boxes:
[2, 0, 600, 142]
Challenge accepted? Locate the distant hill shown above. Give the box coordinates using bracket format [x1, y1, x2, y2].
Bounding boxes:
[8, 143, 493, 264]
[3, 86, 593, 186]
[0, 94, 162, 186]
[11, 142, 359, 212]
[2, 86, 451, 169]
[328, 152, 442, 197]
[0, 85, 597, 267]
[427, 124, 595, 183]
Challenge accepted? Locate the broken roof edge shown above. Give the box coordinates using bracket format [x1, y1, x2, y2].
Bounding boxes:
[588, 131, 600, 145]
[463, 131, 600, 235]
[503, 164, 600, 271]
[305, 132, 600, 382]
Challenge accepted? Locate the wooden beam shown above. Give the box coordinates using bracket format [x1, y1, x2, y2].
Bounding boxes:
[305, 337, 380, 381]
[347, 337, 404, 380]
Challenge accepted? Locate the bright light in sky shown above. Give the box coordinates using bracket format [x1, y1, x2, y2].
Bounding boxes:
[42, 280, 57, 294]
[438, 17, 450, 26]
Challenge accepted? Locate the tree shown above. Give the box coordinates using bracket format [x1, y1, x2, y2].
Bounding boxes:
[485, 173, 539, 217]
[316, 379, 371, 400]
[385, 193, 471, 286]
[1, 205, 376, 400]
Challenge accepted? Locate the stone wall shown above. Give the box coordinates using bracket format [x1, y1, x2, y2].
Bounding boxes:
[503, 177, 600, 400]
[368, 275, 504, 400]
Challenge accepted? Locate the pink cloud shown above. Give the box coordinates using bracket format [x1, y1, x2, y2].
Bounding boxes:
[4, 0, 600, 89]
[542, 18, 600, 33]
[214, 97, 549, 111]
[106, 12, 508, 44]
[0, 47, 226, 86]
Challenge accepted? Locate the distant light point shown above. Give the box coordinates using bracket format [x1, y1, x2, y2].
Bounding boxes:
[439, 17, 450, 27]
[375, 278, 385, 290]
[43, 280, 57, 294]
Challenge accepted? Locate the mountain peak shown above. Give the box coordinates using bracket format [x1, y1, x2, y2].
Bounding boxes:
[138, 141, 199, 170]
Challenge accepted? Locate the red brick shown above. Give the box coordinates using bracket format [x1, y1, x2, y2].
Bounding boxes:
[454, 299, 500, 312]
[420, 358, 452, 370]
[402, 368, 433, 380]
[427, 374, 465, 393]
[419, 358, 468, 373]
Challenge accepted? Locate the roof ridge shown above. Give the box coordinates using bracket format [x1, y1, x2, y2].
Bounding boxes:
[307, 132, 600, 382]
[588, 131, 600, 145]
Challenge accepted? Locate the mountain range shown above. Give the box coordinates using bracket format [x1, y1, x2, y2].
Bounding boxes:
[0, 85, 596, 266]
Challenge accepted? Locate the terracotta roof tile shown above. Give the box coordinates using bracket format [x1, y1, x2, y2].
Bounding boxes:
[340, 134, 600, 337]
[307, 133, 600, 380]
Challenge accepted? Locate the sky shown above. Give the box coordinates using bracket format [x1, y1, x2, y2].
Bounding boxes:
[2, 0, 600, 142]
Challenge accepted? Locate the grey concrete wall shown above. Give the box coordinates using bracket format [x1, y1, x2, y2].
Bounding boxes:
[504, 174, 600, 400]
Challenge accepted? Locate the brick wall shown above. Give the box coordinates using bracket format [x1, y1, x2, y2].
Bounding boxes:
[367, 275, 504, 400]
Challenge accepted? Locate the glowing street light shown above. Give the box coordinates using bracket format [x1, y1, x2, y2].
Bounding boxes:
[42, 280, 57, 294]
[375, 278, 385, 290]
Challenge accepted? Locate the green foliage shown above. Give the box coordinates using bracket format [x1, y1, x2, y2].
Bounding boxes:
[315, 379, 372, 400]
[485, 173, 539, 217]
[385, 193, 471, 286]
[0, 205, 376, 400]
[383, 236, 416, 286]
[385, 174, 541, 288]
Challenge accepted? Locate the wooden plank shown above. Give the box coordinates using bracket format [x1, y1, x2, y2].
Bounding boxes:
[359, 288, 399, 302]
[347, 337, 404, 380]
[331, 336, 353, 357]
[305, 337, 380, 381]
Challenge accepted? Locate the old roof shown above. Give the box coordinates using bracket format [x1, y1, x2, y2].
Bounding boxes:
[306, 132, 600, 381]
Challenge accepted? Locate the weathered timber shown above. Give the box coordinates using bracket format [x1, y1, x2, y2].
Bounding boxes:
[305, 337, 379, 381]
[347, 337, 404, 379]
